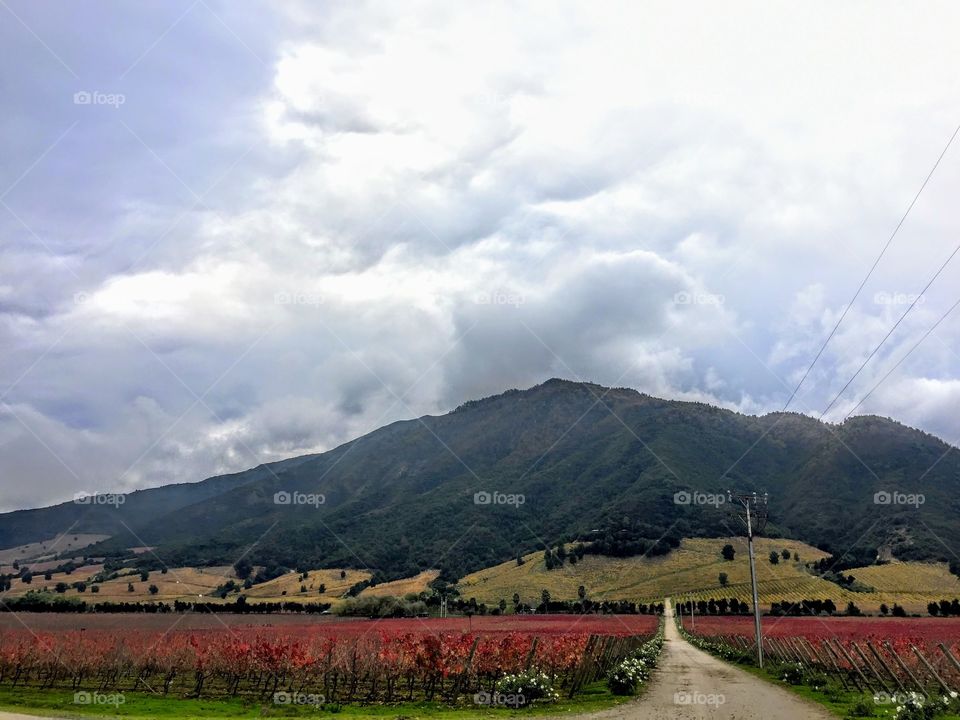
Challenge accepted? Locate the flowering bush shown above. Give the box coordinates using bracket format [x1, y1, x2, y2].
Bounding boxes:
[607, 625, 664, 695]
[892, 691, 960, 720]
[778, 662, 807, 685]
[494, 670, 559, 706]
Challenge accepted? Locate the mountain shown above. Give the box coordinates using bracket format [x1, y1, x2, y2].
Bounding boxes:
[2, 379, 958, 581]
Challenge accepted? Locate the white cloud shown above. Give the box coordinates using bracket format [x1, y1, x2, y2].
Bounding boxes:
[2, 1, 960, 510]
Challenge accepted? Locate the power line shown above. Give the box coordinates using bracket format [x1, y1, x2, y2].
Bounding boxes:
[842, 295, 960, 421]
[820, 240, 960, 419]
[781, 122, 960, 412]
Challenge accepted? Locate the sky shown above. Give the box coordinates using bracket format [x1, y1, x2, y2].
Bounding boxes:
[2, 1, 960, 512]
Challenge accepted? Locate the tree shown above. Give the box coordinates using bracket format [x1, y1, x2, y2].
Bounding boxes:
[892, 603, 906, 617]
[55, 582, 69, 593]
[140, 570, 149, 582]
[929, 602, 940, 616]
[721, 544, 736, 561]
[44, 571, 52, 581]
[127, 582, 135, 592]
[318, 583, 326, 594]
[233, 558, 253, 580]
[578, 585, 587, 600]
[340, 570, 346, 579]
[719, 572, 728, 586]
[879, 603, 889, 615]
[20, 571, 32, 584]
[541, 589, 551, 607]
[498, 598, 507, 613]
[768, 551, 779, 565]
[512, 592, 520, 607]
[91, 585, 100, 593]
[781, 549, 791, 560]
[516, 552, 524, 566]
[543, 549, 555, 570]
[74, 581, 87, 593]
[148, 584, 159, 595]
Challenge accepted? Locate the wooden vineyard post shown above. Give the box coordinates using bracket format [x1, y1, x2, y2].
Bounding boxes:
[912, 645, 953, 695]
[851, 642, 891, 695]
[785, 638, 806, 664]
[867, 641, 906, 695]
[778, 637, 801, 663]
[790, 637, 816, 665]
[938, 643, 960, 684]
[834, 639, 875, 693]
[884, 641, 928, 697]
[809, 639, 851, 691]
[568, 635, 599, 698]
[821, 640, 858, 692]
[452, 637, 480, 702]
[525, 637, 539, 671]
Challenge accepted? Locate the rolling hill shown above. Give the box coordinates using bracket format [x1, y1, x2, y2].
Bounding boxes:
[2, 379, 959, 583]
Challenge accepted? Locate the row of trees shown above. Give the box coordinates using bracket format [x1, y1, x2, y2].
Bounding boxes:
[676, 598, 753, 615]
[927, 599, 960, 616]
[0, 593, 334, 614]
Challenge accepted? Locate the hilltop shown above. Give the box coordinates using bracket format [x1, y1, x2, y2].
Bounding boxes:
[1, 379, 958, 581]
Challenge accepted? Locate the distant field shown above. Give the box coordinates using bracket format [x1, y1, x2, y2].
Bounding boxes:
[360, 569, 439, 598]
[458, 537, 829, 606]
[0, 534, 109, 565]
[5, 537, 959, 614]
[243, 567, 371, 602]
[847, 560, 960, 593]
[458, 537, 960, 614]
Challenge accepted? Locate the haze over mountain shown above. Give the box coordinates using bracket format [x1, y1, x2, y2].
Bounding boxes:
[2, 379, 957, 581]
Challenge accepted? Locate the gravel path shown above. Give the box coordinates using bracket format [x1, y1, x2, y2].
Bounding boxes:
[543, 600, 836, 720]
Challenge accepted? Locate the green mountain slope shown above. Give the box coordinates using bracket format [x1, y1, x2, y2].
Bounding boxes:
[2, 379, 958, 580]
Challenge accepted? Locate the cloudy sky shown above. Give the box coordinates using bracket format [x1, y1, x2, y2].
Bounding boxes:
[2, 1, 960, 512]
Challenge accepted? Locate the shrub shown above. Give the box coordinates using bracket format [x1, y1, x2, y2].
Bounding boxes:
[606, 627, 664, 695]
[494, 670, 558, 706]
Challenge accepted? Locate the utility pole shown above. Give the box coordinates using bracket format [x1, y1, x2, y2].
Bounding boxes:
[730, 492, 768, 668]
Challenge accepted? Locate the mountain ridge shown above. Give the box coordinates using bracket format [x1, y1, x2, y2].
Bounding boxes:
[2, 378, 958, 581]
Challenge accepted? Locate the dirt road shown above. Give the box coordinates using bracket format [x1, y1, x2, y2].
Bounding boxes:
[0, 601, 835, 720]
[546, 600, 836, 720]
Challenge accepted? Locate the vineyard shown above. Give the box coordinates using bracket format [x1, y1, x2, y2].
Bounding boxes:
[0, 615, 659, 705]
[680, 615, 960, 702]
